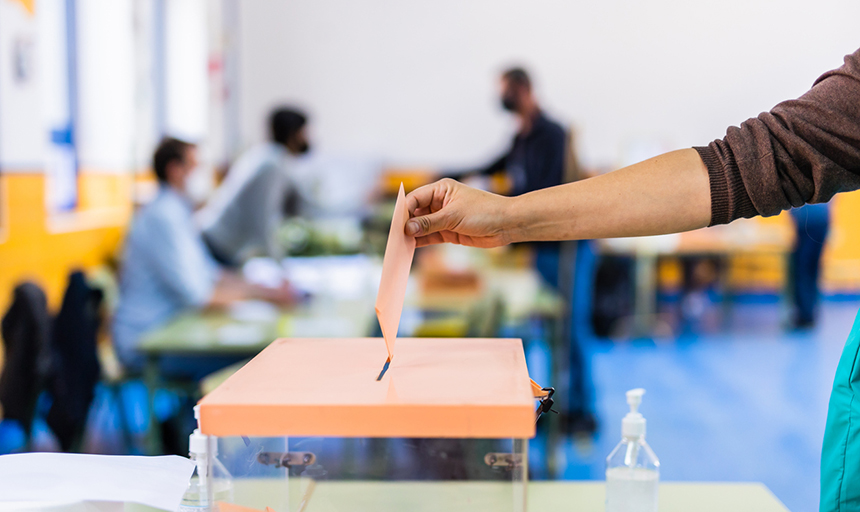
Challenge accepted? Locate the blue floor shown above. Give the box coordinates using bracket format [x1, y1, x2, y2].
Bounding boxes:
[554, 299, 857, 512]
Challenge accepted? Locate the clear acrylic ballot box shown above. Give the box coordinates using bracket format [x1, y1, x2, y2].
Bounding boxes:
[196, 337, 547, 512]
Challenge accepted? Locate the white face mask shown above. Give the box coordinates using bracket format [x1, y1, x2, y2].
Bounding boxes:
[184, 165, 214, 205]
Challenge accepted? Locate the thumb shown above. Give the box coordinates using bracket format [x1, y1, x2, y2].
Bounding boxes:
[405, 210, 450, 237]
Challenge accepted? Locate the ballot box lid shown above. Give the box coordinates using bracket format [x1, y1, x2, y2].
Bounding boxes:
[197, 337, 536, 439]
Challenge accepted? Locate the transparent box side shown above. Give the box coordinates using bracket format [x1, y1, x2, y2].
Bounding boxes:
[210, 435, 528, 512]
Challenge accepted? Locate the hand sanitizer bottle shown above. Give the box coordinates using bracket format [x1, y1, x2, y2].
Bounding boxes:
[180, 408, 233, 511]
[606, 388, 659, 512]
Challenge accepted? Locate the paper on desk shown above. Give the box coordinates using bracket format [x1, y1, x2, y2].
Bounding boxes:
[218, 504, 277, 512]
[0, 500, 123, 512]
[0, 453, 194, 512]
[375, 183, 417, 361]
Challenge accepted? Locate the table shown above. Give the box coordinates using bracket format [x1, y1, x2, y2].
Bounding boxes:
[598, 217, 794, 338]
[137, 298, 376, 454]
[410, 250, 567, 475]
[137, 251, 565, 455]
[529, 481, 788, 512]
[126, 480, 789, 512]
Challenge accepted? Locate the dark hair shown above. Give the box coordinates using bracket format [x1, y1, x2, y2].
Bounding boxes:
[270, 107, 307, 146]
[153, 137, 194, 183]
[502, 67, 531, 90]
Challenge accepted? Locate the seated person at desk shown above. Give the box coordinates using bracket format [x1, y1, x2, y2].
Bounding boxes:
[197, 107, 311, 266]
[113, 137, 293, 378]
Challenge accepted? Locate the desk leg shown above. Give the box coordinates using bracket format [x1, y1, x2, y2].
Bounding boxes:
[143, 355, 163, 455]
[546, 312, 562, 478]
[720, 255, 734, 329]
[632, 253, 658, 339]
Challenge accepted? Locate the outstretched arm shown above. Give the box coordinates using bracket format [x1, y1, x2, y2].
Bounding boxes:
[405, 148, 710, 248]
[407, 49, 860, 247]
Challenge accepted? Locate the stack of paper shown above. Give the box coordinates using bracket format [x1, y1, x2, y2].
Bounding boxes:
[0, 453, 194, 511]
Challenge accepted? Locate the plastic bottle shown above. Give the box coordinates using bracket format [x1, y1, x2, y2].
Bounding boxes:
[180, 408, 233, 511]
[605, 388, 659, 512]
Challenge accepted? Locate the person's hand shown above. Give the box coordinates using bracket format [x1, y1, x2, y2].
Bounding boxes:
[258, 280, 300, 307]
[404, 178, 515, 248]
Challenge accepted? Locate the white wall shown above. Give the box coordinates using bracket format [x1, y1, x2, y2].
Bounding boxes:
[164, 0, 207, 141]
[238, 0, 860, 170]
[37, 0, 69, 136]
[0, 0, 43, 170]
[76, 0, 136, 172]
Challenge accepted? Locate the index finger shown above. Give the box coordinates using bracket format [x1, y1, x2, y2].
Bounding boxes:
[405, 179, 451, 217]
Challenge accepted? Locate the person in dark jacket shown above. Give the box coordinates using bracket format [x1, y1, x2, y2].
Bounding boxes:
[457, 68, 596, 434]
[466, 67, 567, 196]
[403, 49, 860, 512]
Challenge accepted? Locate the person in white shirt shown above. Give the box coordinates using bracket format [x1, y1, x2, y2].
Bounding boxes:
[198, 107, 311, 266]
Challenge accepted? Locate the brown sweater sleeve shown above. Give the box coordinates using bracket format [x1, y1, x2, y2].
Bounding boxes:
[696, 48, 860, 226]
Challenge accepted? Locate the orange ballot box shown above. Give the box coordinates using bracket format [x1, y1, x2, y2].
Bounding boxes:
[195, 336, 547, 512]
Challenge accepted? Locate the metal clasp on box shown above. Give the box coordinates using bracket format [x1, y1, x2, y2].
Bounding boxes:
[531, 379, 557, 424]
[484, 452, 524, 469]
[257, 451, 316, 468]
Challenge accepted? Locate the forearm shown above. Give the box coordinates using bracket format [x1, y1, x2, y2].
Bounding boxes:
[208, 272, 293, 308]
[507, 148, 711, 242]
[207, 273, 249, 307]
[208, 273, 266, 307]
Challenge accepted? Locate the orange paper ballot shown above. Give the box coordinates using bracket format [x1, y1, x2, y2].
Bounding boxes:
[375, 183, 416, 360]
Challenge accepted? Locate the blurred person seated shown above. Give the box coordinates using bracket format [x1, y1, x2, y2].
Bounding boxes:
[197, 107, 311, 266]
[113, 137, 293, 379]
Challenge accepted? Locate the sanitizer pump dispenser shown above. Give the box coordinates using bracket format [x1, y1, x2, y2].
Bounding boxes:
[606, 388, 659, 512]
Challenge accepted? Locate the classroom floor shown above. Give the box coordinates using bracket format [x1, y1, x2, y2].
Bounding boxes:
[26, 298, 852, 512]
[550, 298, 857, 512]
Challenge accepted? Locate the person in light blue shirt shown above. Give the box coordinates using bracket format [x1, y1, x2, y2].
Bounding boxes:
[113, 138, 293, 378]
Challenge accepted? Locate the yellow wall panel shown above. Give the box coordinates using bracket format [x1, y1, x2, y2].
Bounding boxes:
[0, 172, 130, 318]
[822, 190, 860, 293]
[699, 194, 860, 294]
[77, 171, 133, 210]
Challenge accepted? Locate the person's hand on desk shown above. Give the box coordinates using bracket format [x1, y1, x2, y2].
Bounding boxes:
[209, 272, 299, 308]
[254, 280, 300, 307]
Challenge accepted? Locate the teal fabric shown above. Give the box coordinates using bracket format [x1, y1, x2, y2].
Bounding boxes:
[821, 309, 860, 511]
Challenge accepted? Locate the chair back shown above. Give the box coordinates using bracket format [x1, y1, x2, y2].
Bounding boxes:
[46, 271, 103, 452]
[0, 282, 52, 442]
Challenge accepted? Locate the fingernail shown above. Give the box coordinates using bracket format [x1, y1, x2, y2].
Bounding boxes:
[405, 221, 420, 236]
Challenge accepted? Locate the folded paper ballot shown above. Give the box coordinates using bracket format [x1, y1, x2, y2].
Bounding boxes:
[0, 453, 194, 511]
[374, 183, 417, 362]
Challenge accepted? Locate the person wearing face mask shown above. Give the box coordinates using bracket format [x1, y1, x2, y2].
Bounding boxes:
[455, 68, 598, 436]
[198, 107, 311, 266]
[113, 138, 295, 377]
[467, 67, 567, 196]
